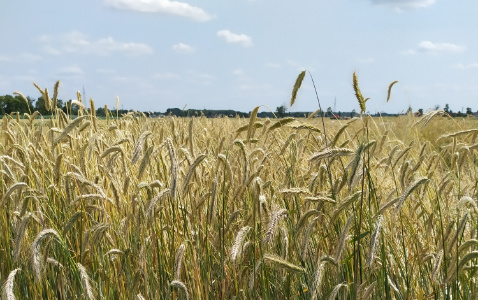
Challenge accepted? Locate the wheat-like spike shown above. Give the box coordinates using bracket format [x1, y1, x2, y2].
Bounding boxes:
[224, 210, 241, 235]
[437, 128, 478, 142]
[328, 282, 348, 300]
[431, 249, 443, 283]
[188, 118, 195, 157]
[131, 131, 152, 165]
[89, 98, 97, 131]
[447, 211, 469, 254]
[138, 146, 154, 180]
[182, 153, 206, 193]
[208, 176, 218, 223]
[361, 281, 377, 299]
[71, 99, 86, 110]
[348, 143, 364, 188]
[311, 256, 338, 300]
[2, 181, 28, 203]
[71, 194, 114, 207]
[262, 208, 288, 246]
[378, 197, 399, 215]
[233, 139, 248, 183]
[334, 214, 354, 261]
[309, 147, 354, 162]
[33, 82, 45, 100]
[330, 122, 351, 148]
[279, 188, 309, 195]
[146, 189, 170, 218]
[268, 117, 296, 131]
[53, 115, 88, 146]
[366, 215, 383, 268]
[301, 216, 319, 259]
[63, 211, 86, 235]
[77, 263, 95, 300]
[44, 88, 52, 112]
[457, 251, 478, 274]
[13, 213, 32, 260]
[413, 109, 445, 127]
[0, 156, 25, 175]
[353, 72, 366, 114]
[53, 80, 60, 105]
[32, 229, 61, 282]
[394, 177, 429, 214]
[231, 226, 252, 263]
[457, 196, 478, 213]
[296, 209, 321, 234]
[100, 146, 124, 159]
[446, 250, 478, 283]
[458, 239, 478, 255]
[13, 91, 31, 114]
[170, 280, 189, 300]
[304, 196, 337, 204]
[262, 253, 305, 273]
[166, 138, 178, 200]
[291, 70, 306, 107]
[46, 258, 64, 270]
[330, 191, 362, 224]
[247, 106, 260, 143]
[2, 268, 21, 300]
[291, 124, 321, 132]
[391, 146, 411, 170]
[54, 152, 63, 185]
[174, 243, 186, 280]
[386, 80, 398, 102]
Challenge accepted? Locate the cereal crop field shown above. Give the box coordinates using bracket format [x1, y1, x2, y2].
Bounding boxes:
[2, 86, 478, 299]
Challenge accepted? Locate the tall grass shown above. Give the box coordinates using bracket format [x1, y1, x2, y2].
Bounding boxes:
[1, 78, 478, 299]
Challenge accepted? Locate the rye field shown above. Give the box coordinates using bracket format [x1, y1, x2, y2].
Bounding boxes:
[2, 82, 478, 299]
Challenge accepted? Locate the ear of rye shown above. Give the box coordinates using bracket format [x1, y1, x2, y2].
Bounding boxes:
[291, 70, 306, 107]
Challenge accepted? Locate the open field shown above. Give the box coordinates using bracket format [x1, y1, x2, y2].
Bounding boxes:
[2, 107, 478, 299]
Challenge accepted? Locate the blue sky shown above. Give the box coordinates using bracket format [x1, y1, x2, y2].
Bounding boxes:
[0, 0, 477, 114]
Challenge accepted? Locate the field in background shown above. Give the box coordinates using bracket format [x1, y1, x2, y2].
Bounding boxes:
[2, 107, 478, 299]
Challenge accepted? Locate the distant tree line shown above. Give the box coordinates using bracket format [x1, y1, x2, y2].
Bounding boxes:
[0, 94, 131, 117]
[2, 93, 477, 119]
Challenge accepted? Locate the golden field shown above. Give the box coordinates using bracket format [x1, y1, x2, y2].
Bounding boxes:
[1, 104, 478, 299]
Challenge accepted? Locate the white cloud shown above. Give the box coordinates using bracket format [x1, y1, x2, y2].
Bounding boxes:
[0, 53, 42, 63]
[57, 65, 84, 77]
[405, 41, 466, 55]
[217, 30, 253, 47]
[371, 0, 436, 10]
[38, 31, 153, 56]
[105, 0, 213, 22]
[418, 41, 465, 54]
[172, 42, 195, 54]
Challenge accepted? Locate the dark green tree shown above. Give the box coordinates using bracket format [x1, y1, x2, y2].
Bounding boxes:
[444, 104, 450, 113]
[276, 105, 287, 118]
[326, 107, 333, 117]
